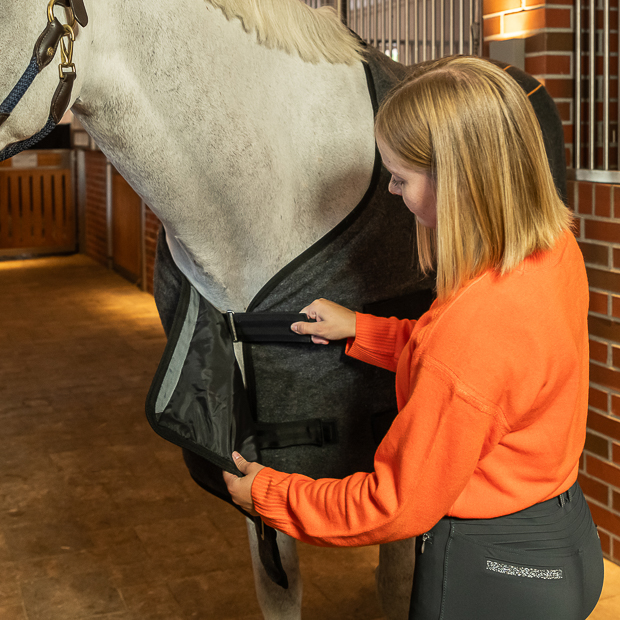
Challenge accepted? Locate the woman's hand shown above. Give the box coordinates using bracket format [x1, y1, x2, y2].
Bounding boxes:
[291, 299, 356, 345]
[223, 452, 265, 516]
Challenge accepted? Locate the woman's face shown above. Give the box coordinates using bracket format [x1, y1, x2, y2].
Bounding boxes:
[377, 138, 437, 229]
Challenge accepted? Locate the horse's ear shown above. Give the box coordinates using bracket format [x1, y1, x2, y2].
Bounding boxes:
[55, 0, 89, 27]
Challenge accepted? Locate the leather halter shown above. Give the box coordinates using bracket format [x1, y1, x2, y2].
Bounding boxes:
[0, 0, 88, 162]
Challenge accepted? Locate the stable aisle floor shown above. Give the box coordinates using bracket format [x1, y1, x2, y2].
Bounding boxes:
[0, 254, 618, 620]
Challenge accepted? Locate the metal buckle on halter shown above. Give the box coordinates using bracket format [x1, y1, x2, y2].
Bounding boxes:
[48, 0, 76, 29]
[58, 24, 76, 79]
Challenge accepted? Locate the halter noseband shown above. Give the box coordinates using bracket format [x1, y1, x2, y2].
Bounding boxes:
[0, 0, 88, 162]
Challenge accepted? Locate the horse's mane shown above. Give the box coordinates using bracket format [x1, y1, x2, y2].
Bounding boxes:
[205, 0, 364, 65]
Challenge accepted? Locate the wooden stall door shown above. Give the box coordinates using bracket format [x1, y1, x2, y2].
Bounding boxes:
[0, 151, 76, 257]
[112, 170, 142, 284]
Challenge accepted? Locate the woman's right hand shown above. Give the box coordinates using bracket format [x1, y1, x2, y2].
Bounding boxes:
[291, 299, 356, 345]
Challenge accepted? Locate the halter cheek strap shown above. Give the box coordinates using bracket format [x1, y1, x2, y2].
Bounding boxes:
[0, 0, 87, 162]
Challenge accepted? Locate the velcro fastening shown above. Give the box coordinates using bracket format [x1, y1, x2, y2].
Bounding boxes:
[225, 312, 316, 344]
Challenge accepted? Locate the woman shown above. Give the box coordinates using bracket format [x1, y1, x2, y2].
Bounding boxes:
[224, 55, 604, 619]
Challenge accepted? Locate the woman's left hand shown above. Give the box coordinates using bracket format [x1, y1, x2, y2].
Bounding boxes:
[223, 452, 265, 516]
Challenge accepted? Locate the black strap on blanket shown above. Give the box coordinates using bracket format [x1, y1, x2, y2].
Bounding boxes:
[256, 418, 338, 450]
[224, 312, 316, 344]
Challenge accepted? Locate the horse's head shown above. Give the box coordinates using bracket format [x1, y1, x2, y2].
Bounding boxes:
[0, 0, 88, 156]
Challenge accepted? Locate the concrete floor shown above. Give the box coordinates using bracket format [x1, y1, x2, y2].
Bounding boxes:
[0, 254, 618, 620]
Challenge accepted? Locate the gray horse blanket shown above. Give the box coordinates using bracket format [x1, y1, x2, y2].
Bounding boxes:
[146, 43, 566, 586]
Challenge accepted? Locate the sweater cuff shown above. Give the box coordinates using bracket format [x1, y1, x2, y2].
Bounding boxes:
[345, 312, 399, 367]
[251, 467, 296, 529]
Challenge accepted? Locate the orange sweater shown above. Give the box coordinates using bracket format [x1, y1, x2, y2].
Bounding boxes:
[251, 231, 589, 547]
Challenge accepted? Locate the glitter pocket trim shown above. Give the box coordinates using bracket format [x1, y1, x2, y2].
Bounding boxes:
[486, 559, 564, 580]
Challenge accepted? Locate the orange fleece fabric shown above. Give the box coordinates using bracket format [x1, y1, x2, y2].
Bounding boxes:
[251, 231, 589, 547]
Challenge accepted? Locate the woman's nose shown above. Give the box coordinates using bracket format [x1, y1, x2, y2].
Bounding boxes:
[388, 180, 401, 196]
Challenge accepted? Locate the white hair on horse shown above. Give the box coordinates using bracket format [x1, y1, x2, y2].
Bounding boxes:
[206, 0, 363, 64]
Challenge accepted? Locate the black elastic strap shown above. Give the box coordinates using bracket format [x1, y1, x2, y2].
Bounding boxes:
[256, 418, 338, 450]
[225, 312, 316, 344]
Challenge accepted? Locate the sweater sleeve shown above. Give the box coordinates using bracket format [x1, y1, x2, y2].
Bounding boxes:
[345, 312, 418, 372]
[251, 355, 510, 547]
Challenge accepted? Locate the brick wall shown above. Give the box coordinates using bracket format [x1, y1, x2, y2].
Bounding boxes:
[83, 151, 108, 267]
[82, 152, 161, 292]
[572, 182, 620, 562]
[483, 0, 620, 564]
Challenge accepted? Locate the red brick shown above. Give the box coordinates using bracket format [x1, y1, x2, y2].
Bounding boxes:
[586, 431, 611, 459]
[590, 292, 609, 316]
[590, 338, 608, 363]
[554, 101, 572, 123]
[595, 184, 613, 218]
[504, 9, 546, 34]
[484, 0, 521, 14]
[614, 489, 620, 511]
[590, 363, 620, 391]
[614, 344, 620, 367]
[566, 179, 575, 209]
[579, 471, 610, 504]
[585, 220, 620, 244]
[590, 386, 609, 411]
[589, 501, 620, 538]
[614, 249, 620, 269]
[541, 77, 573, 98]
[577, 182, 593, 215]
[587, 453, 620, 489]
[588, 410, 620, 441]
[614, 442, 620, 465]
[483, 16, 501, 37]
[586, 269, 620, 296]
[578, 241, 608, 266]
[525, 53, 571, 76]
[614, 395, 620, 416]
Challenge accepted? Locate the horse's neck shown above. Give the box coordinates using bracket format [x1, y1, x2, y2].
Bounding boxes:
[73, 0, 376, 310]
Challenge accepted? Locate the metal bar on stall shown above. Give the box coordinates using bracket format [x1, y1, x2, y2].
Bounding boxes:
[405, 0, 410, 64]
[459, 0, 464, 54]
[440, 0, 445, 58]
[422, 0, 427, 60]
[414, 0, 419, 63]
[397, 0, 401, 62]
[603, 0, 610, 170]
[574, 0, 581, 169]
[589, 0, 596, 167]
[389, 0, 393, 58]
[469, 0, 473, 53]
[450, 0, 454, 54]
[431, 0, 436, 58]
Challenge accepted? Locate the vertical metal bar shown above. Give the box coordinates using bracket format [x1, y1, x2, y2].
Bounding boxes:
[468, 0, 473, 53]
[459, 0, 464, 54]
[373, 0, 377, 48]
[450, 0, 454, 55]
[422, 0, 427, 60]
[389, 0, 393, 57]
[440, 0, 445, 57]
[589, 0, 595, 169]
[603, 0, 610, 169]
[397, 0, 401, 62]
[414, 0, 419, 62]
[431, 0, 436, 58]
[575, 0, 582, 169]
[405, 0, 410, 64]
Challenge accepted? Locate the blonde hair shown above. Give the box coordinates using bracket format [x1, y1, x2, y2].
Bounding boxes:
[205, 0, 363, 65]
[375, 56, 573, 302]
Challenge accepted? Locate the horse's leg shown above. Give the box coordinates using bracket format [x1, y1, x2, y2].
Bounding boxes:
[375, 538, 416, 620]
[246, 518, 303, 620]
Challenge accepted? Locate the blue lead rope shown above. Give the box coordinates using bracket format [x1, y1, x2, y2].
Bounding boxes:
[0, 56, 40, 118]
[0, 117, 58, 162]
